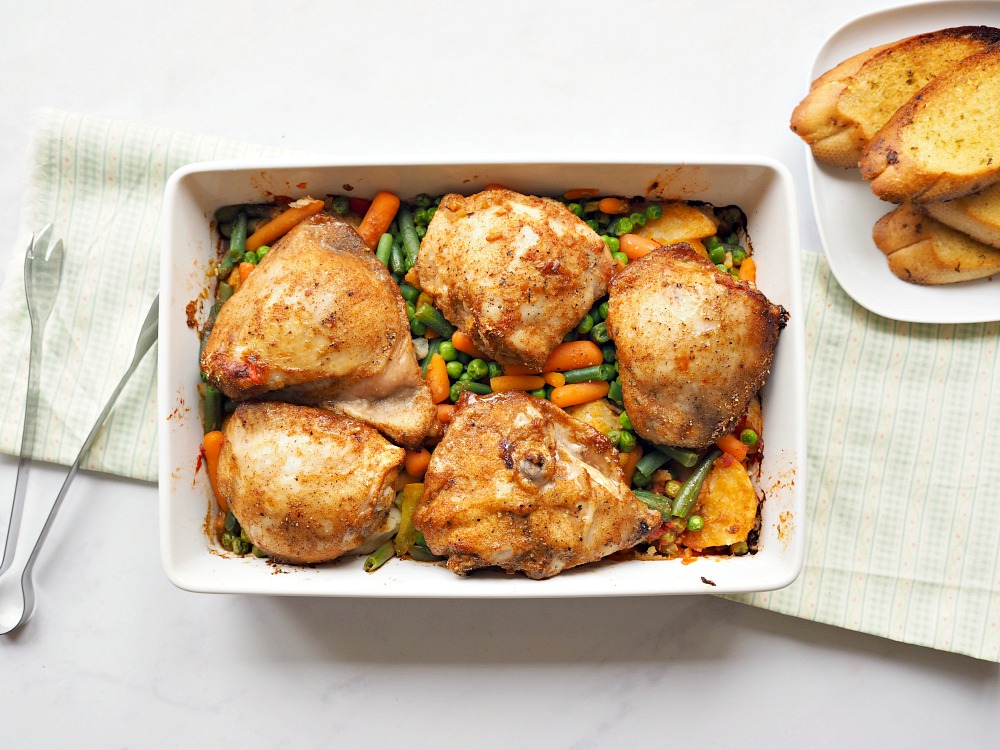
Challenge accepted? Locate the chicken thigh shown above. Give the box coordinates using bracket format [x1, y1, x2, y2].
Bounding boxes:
[606, 244, 786, 449]
[411, 189, 614, 371]
[200, 214, 435, 448]
[413, 391, 660, 579]
[218, 401, 405, 564]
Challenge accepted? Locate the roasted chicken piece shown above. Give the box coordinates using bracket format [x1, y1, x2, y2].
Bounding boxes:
[606, 244, 786, 449]
[200, 214, 435, 448]
[218, 401, 405, 564]
[413, 391, 660, 579]
[411, 188, 614, 371]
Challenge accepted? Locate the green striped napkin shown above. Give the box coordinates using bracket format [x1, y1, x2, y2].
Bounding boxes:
[0, 108, 293, 481]
[1, 109, 997, 661]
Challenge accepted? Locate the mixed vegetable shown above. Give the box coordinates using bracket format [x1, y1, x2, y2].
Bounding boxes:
[200, 188, 765, 569]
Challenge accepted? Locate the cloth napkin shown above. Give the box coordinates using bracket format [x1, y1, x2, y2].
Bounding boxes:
[2, 109, 998, 662]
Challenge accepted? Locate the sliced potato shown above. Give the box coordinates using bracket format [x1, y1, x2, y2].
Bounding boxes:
[682, 457, 758, 550]
[637, 202, 717, 247]
[565, 398, 621, 437]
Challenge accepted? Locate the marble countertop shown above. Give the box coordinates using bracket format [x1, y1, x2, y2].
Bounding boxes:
[1, 1, 997, 747]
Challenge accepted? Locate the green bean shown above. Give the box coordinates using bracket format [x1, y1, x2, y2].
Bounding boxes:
[394, 484, 422, 557]
[408, 545, 444, 562]
[203, 386, 223, 433]
[224, 510, 241, 535]
[529, 387, 547, 398]
[562, 364, 616, 384]
[398, 282, 421, 304]
[364, 540, 396, 573]
[397, 205, 421, 265]
[375, 233, 394, 267]
[390, 242, 406, 275]
[660, 446, 700, 468]
[634, 489, 672, 517]
[218, 282, 234, 305]
[219, 212, 247, 273]
[332, 196, 350, 214]
[420, 338, 443, 374]
[601, 344, 616, 364]
[251, 545, 268, 558]
[634, 450, 669, 479]
[608, 379, 623, 403]
[415, 303, 455, 338]
[671, 449, 720, 518]
[455, 380, 492, 396]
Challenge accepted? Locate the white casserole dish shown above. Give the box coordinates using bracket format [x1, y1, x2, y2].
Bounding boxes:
[158, 159, 807, 597]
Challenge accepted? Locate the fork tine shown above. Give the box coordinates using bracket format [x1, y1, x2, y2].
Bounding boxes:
[33, 224, 54, 255]
[47, 238, 65, 264]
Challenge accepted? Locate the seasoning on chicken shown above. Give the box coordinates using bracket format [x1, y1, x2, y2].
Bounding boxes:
[606, 244, 786, 450]
[200, 214, 435, 448]
[217, 401, 404, 564]
[410, 188, 614, 371]
[413, 391, 660, 579]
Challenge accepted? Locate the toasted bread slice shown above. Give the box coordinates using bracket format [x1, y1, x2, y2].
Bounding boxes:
[861, 45, 1000, 203]
[790, 27, 1000, 168]
[921, 182, 1000, 248]
[873, 204, 1000, 284]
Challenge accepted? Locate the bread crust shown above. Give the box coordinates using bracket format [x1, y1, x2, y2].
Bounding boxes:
[791, 27, 1000, 168]
[920, 182, 1000, 248]
[861, 44, 1000, 203]
[872, 204, 1000, 284]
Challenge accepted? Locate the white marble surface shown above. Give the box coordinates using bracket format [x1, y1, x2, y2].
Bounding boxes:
[1, 1, 998, 746]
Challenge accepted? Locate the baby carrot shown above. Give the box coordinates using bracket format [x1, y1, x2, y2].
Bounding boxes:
[621, 445, 644, 485]
[436, 404, 455, 424]
[238, 261, 255, 284]
[738, 256, 757, 282]
[426, 353, 450, 404]
[246, 198, 325, 252]
[541, 371, 566, 387]
[543, 341, 604, 372]
[451, 330, 486, 360]
[203, 430, 226, 512]
[404, 448, 432, 478]
[549, 381, 610, 408]
[357, 191, 401, 248]
[503, 362, 540, 376]
[564, 188, 598, 200]
[716, 433, 749, 462]
[619, 234, 661, 261]
[598, 197, 631, 215]
[490, 374, 546, 392]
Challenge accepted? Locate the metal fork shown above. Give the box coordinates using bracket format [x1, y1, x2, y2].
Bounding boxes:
[0, 295, 159, 635]
[0, 226, 64, 578]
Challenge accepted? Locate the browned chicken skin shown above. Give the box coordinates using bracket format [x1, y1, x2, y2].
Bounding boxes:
[218, 402, 405, 564]
[606, 244, 786, 449]
[411, 189, 614, 371]
[413, 391, 660, 579]
[200, 214, 435, 448]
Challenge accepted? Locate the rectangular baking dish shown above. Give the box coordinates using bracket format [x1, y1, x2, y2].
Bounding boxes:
[158, 158, 806, 597]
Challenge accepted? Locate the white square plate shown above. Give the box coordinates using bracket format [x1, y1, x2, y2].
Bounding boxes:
[807, 0, 1000, 324]
[159, 159, 806, 597]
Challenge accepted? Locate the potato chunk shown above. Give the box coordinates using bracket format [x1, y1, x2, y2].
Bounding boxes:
[564, 398, 621, 437]
[682, 456, 758, 550]
[636, 202, 717, 256]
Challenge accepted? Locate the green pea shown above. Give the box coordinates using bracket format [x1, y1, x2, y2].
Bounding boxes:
[252, 545, 268, 558]
[725, 232, 739, 245]
[576, 314, 594, 335]
[704, 235, 721, 250]
[413, 208, 428, 225]
[438, 341, 458, 361]
[731, 541, 749, 556]
[665, 480, 682, 499]
[602, 235, 620, 254]
[590, 322, 610, 344]
[415, 225, 427, 239]
[598, 300, 610, 319]
[586, 219, 600, 232]
[487, 361, 504, 379]
[686, 515, 704, 532]
[459, 371, 473, 382]
[446, 360, 464, 379]
[256, 245, 270, 260]
[414, 193, 432, 208]
[601, 344, 616, 364]
[529, 387, 547, 398]
[629, 212, 646, 227]
[613, 252, 629, 266]
[716, 263, 729, 273]
[731, 247, 748, 264]
[619, 411, 633, 430]
[405, 301, 416, 320]
[457, 351, 472, 365]
[613, 217, 634, 236]
[740, 428, 759, 447]
[450, 383, 463, 402]
[426, 206, 437, 222]
[709, 245, 726, 265]
[243, 251, 259, 265]
[568, 202, 583, 216]
[224, 510, 241, 535]
[410, 318, 427, 337]
[606, 429, 622, 448]
[332, 196, 350, 214]
[466, 359, 489, 379]
[645, 204, 663, 220]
